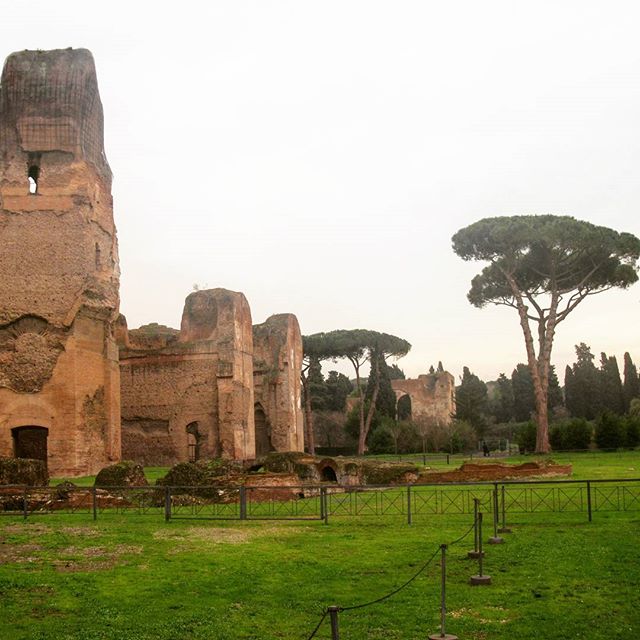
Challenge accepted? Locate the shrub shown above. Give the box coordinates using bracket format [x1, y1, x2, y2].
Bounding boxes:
[95, 461, 148, 487]
[595, 412, 625, 450]
[623, 414, 640, 448]
[449, 420, 476, 453]
[368, 426, 394, 454]
[550, 418, 593, 451]
[514, 421, 536, 453]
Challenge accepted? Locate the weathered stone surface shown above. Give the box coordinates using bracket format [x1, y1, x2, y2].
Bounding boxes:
[94, 461, 148, 487]
[252, 314, 304, 456]
[391, 371, 456, 425]
[0, 456, 48, 485]
[119, 289, 256, 464]
[0, 48, 121, 477]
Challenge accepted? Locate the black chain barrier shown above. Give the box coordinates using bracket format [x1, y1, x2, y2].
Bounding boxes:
[304, 516, 478, 639]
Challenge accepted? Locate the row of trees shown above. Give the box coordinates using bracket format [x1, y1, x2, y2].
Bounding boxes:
[456, 346, 640, 434]
[565, 345, 640, 419]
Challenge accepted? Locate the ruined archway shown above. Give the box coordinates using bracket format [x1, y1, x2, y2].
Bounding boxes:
[254, 404, 273, 457]
[12, 426, 48, 466]
[397, 394, 412, 421]
[321, 466, 337, 482]
[186, 421, 201, 462]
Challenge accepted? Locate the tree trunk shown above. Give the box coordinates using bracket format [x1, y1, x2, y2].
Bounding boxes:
[504, 274, 552, 453]
[353, 362, 367, 455]
[300, 373, 315, 455]
[360, 356, 381, 455]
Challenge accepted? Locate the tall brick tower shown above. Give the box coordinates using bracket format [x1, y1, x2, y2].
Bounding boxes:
[0, 48, 121, 476]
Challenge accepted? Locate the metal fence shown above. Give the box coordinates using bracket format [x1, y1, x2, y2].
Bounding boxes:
[1, 478, 638, 523]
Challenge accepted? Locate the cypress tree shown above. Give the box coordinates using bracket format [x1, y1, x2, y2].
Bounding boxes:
[599, 353, 624, 415]
[623, 352, 640, 411]
[455, 366, 489, 435]
[571, 343, 602, 420]
[494, 372, 515, 423]
[564, 365, 578, 417]
[511, 364, 536, 422]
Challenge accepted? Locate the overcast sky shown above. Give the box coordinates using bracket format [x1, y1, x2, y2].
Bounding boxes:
[2, 1, 639, 382]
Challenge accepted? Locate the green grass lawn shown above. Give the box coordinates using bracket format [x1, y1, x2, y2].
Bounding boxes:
[0, 510, 638, 639]
[3, 451, 640, 639]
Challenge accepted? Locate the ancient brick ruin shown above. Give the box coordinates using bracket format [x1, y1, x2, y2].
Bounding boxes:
[0, 49, 121, 477]
[118, 290, 304, 465]
[391, 370, 456, 425]
[0, 48, 305, 476]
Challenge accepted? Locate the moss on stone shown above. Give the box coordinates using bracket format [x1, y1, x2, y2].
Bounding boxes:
[358, 460, 420, 485]
[0, 457, 48, 486]
[94, 461, 148, 487]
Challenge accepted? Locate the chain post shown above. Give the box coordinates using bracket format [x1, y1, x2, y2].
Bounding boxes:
[429, 544, 458, 640]
[328, 606, 340, 640]
[469, 512, 491, 585]
[478, 512, 484, 576]
[92, 486, 97, 521]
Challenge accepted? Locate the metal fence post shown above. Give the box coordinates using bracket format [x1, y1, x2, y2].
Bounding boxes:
[239, 486, 247, 521]
[587, 481, 592, 523]
[468, 497, 483, 559]
[92, 486, 97, 521]
[498, 484, 511, 533]
[446, 454, 450, 465]
[328, 606, 340, 640]
[164, 486, 171, 522]
[423, 453, 427, 466]
[321, 487, 329, 525]
[23, 485, 28, 520]
[407, 485, 412, 525]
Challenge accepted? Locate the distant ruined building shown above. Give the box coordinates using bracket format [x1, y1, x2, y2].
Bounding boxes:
[0, 49, 304, 476]
[391, 371, 456, 425]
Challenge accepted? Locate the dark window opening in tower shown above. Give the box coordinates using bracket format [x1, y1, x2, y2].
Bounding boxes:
[28, 165, 40, 194]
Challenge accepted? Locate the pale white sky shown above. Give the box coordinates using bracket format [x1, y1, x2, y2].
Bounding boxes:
[2, 1, 639, 382]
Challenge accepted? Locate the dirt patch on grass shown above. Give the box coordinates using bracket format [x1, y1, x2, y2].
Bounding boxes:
[450, 606, 511, 624]
[153, 524, 302, 546]
[1, 523, 101, 537]
[52, 544, 143, 572]
[0, 542, 43, 564]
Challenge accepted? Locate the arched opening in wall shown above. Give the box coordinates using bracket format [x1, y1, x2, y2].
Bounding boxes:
[186, 422, 201, 462]
[397, 394, 412, 421]
[254, 404, 273, 457]
[28, 165, 39, 194]
[12, 426, 48, 466]
[321, 466, 337, 482]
